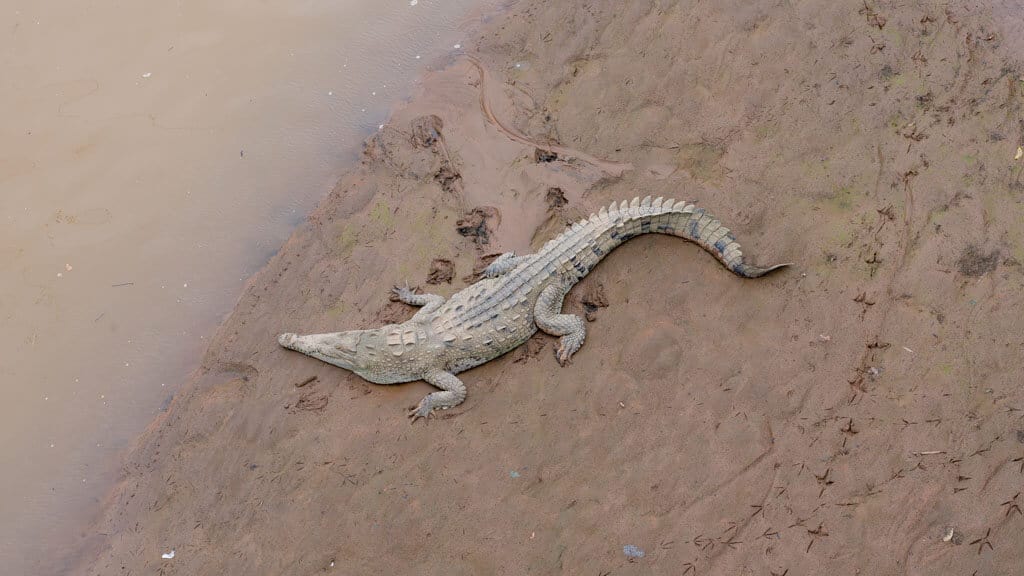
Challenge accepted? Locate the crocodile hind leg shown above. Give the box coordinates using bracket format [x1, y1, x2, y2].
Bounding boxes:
[409, 369, 467, 422]
[534, 284, 586, 366]
[392, 284, 445, 317]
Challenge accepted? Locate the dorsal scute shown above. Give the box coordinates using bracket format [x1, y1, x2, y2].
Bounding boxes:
[608, 201, 619, 215]
[619, 199, 629, 212]
[652, 196, 664, 210]
[598, 206, 609, 219]
[641, 195, 652, 209]
[630, 197, 640, 209]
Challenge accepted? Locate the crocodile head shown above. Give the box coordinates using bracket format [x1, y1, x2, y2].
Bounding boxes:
[278, 330, 370, 372]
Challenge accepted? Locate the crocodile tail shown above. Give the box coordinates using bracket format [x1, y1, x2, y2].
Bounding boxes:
[543, 196, 789, 281]
[657, 199, 791, 278]
[731, 261, 791, 278]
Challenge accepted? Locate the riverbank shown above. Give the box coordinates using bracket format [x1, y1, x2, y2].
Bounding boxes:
[75, 1, 1024, 573]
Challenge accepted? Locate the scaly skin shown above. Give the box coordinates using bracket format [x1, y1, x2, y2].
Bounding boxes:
[279, 196, 789, 421]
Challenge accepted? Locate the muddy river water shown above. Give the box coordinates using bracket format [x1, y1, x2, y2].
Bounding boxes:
[0, 0, 497, 571]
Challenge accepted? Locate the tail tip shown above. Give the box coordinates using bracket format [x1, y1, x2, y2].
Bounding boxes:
[737, 262, 792, 278]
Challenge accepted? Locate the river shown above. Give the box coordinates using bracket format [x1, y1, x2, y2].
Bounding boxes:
[0, 0, 498, 572]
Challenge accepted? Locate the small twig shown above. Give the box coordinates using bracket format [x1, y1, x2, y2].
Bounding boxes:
[912, 450, 946, 456]
[295, 375, 318, 388]
[111, 282, 134, 287]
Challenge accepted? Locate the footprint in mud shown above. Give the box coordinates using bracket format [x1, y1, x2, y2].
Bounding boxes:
[512, 333, 547, 363]
[410, 114, 444, 148]
[534, 148, 559, 163]
[426, 258, 455, 285]
[434, 164, 462, 195]
[456, 206, 501, 246]
[545, 187, 568, 209]
[578, 283, 609, 322]
[289, 391, 329, 412]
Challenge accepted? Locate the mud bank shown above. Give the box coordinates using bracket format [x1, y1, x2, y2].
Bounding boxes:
[76, 1, 1024, 574]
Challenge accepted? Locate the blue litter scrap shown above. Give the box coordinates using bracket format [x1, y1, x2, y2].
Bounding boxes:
[623, 544, 645, 559]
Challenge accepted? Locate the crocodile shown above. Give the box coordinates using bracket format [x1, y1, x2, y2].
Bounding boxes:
[278, 196, 789, 420]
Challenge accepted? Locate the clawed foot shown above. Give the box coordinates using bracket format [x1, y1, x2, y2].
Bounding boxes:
[407, 397, 434, 423]
[392, 282, 417, 302]
[482, 252, 516, 278]
[481, 263, 500, 279]
[555, 344, 573, 366]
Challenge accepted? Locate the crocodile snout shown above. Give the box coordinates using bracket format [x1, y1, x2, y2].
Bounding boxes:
[278, 333, 298, 348]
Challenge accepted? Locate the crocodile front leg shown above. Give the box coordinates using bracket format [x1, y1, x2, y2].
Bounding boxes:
[408, 369, 467, 421]
[392, 284, 445, 317]
[482, 252, 531, 278]
[534, 284, 586, 366]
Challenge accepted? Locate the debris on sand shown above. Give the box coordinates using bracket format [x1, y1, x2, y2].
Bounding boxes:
[623, 544, 645, 559]
[956, 245, 999, 277]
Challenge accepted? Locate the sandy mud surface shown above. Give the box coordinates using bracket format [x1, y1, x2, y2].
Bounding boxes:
[75, 1, 1024, 574]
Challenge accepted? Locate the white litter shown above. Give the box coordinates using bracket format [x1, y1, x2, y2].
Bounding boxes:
[453, 44, 461, 49]
[162, 550, 175, 559]
[409, 0, 417, 5]
[142, 72, 152, 78]
[902, 346, 914, 353]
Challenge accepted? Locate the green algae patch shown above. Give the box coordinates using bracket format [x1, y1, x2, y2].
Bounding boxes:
[326, 299, 347, 318]
[753, 121, 777, 142]
[335, 227, 360, 259]
[827, 184, 859, 212]
[369, 200, 395, 231]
